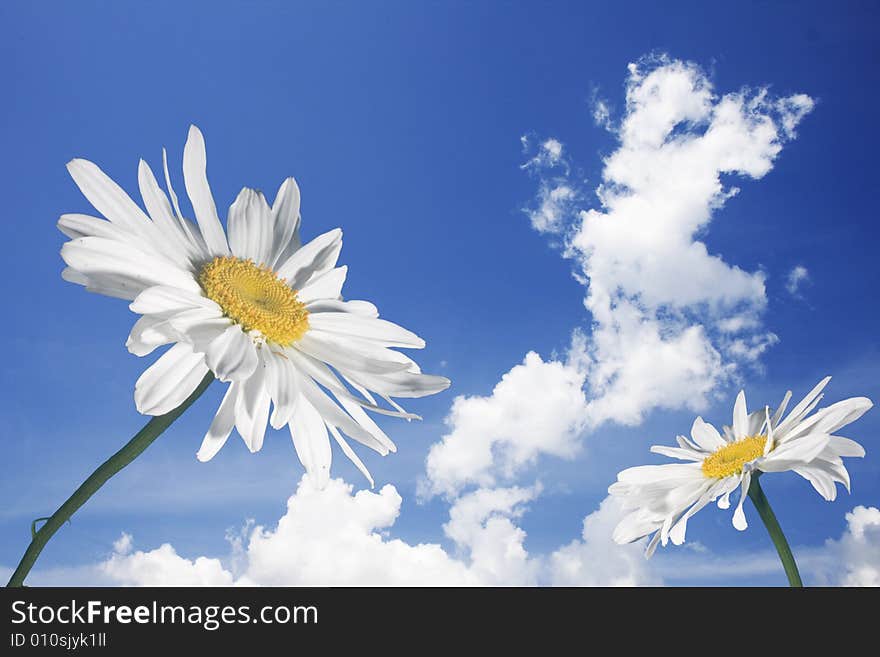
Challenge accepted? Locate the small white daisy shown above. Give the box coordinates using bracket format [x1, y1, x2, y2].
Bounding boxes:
[610, 377, 872, 556]
[59, 125, 449, 487]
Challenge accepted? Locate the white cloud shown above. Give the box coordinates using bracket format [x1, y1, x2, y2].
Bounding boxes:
[422, 349, 589, 497]
[444, 485, 541, 585]
[786, 265, 810, 296]
[526, 183, 578, 234]
[592, 97, 613, 131]
[549, 496, 661, 586]
[521, 137, 566, 170]
[102, 543, 233, 586]
[86, 476, 655, 587]
[522, 55, 813, 426]
[813, 505, 880, 586]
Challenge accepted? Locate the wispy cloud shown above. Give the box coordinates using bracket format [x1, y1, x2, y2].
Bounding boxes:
[786, 265, 810, 296]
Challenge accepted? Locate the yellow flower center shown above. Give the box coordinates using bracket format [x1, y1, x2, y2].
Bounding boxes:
[701, 435, 767, 479]
[198, 256, 309, 345]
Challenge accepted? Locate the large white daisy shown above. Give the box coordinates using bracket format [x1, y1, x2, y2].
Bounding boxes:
[59, 125, 449, 487]
[610, 377, 872, 556]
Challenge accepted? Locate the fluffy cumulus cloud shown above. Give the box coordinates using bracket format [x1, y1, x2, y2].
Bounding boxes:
[524, 55, 813, 426]
[548, 496, 661, 586]
[95, 475, 655, 586]
[811, 505, 880, 586]
[423, 347, 589, 497]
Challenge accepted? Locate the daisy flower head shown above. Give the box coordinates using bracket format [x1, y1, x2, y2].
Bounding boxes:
[59, 125, 450, 487]
[610, 377, 872, 557]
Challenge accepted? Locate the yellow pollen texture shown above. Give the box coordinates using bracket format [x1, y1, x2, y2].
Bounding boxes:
[199, 256, 309, 345]
[701, 435, 767, 479]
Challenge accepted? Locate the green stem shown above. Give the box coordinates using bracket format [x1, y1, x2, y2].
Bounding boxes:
[6, 373, 214, 588]
[747, 474, 803, 587]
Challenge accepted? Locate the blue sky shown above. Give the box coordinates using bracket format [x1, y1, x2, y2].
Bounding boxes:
[1, 1, 877, 586]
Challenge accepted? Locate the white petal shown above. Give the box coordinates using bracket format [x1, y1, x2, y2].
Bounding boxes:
[126, 315, 178, 356]
[731, 472, 751, 531]
[289, 397, 332, 488]
[616, 463, 703, 485]
[792, 464, 838, 501]
[327, 424, 374, 488]
[732, 390, 748, 439]
[335, 394, 397, 454]
[690, 417, 726, 452]
[130, 285, 218, 316]
[206, 325, 259, 382]
[182, 125, 229, 256]
[759, 433, 830, 472]
[58, 213, 133, 242]
[771, 390, 792, 426]
[649, 445, 705, 461]
[813, 397, 874, 435]
[266, 351, 300, 429]
[197, 383, 238, 462]
[284, 348, 418, 421]
[776, 376, 832, 436]
[276, 228, 342, 288]
[826, 435, 866, 458]
[297, 266, 347, 303]
[295, 332, 411, 376]
[62, 236, 200, 299]
[134, 343, 210, 415]
[669, 482, 716, 545]
[269, 177, 301, 268]
[63, 270, 137, 300]
[306, 298, 379, 317]
[66, 158, 152, 237]
[308, 312, 425, 348]
[344, 368, 451, 399]
[137, 159, 192, 263]
[292, 368, 391, 455]
[227, 187, 274, 265]
[234, 363, 271, 453]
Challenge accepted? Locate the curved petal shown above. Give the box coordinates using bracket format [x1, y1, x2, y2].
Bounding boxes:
[294, 332, 412, 376]
[297, 266, 347, 303]
[690, 417, 727, 452]
[269, 177, 302, 268]
[227, 187, 274, 265]
[182, 125, 229, 256]
[206, 325, 259, 382]
[62, 236, 201, 299]
[126, 314, 178, 356]
[776, 376, 831, 436]
[130, 285, 218, 316]
[289, 397, 332, 488]
[732, 390, 749, 439]
[266, 351, 300, 430]
[345, 368, 451, 399]
[731, 471, 751, 531]
[134, 343, 210, 415]
[308, 313, 426, 349]
[234, 363, 271, 453]
[197, 383, 238, 462]
[306, 298, 379, 318]
[327, 424, 373, 488]
[137, 159, 193, 263]
[649, 445, 704, 461]
[275, 228, 342, 288]
[66, 158, 153, 238]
